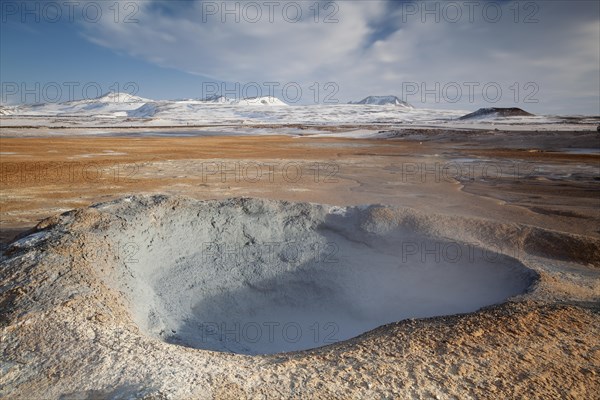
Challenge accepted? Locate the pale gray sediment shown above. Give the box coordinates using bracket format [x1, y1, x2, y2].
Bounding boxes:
[1, 195, 598, 398]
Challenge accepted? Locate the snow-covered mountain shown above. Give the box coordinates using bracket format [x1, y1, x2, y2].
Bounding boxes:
[0, 105, 18, 115]
[4, 92, 292, 119]
[73, 92, 151, 104]
[349, 95, 413, 108]
[235, 96, 288, 106]
[127, 102, 159, 118]
[199, 95, 288, 106]
[201, 95, 236, 104]
[10, 92, 152, 117]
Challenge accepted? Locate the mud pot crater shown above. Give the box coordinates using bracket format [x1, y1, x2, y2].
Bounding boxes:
[4, 196, 538, 355]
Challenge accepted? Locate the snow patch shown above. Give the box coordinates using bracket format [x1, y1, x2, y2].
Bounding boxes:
[349, 95, 413, 108]
[235, 96, 288, 106]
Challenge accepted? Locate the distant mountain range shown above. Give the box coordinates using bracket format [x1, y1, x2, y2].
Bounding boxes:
[349, 95, 414, 108]
[0, 93, 555, 128]
[66, 92, 151, 104]
[0, 92, 421, 118]
[200, 95, 287, 106]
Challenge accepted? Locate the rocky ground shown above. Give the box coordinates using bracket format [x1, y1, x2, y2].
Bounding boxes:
[1, 130, 599, 399]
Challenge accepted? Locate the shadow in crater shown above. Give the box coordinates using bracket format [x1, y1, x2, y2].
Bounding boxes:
[162, 227, 536, 355]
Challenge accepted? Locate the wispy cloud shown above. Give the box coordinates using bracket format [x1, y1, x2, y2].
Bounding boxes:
[78, 0, 599, 113]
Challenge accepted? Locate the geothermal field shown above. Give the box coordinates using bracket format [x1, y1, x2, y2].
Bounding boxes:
[1, 99, 599, 398]
[1, 1, 600, 399]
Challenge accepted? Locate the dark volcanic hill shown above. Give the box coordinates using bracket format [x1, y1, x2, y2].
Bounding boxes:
[459, 107, 534, 120]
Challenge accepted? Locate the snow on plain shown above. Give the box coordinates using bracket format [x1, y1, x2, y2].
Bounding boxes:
[1, 92, 598, 133]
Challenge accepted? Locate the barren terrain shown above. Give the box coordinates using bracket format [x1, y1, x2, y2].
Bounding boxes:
[1, 129, 599, 399]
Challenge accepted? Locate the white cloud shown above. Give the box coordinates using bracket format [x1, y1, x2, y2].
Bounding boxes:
[79, 0, 600, 114]
[81, 1, 384, 81]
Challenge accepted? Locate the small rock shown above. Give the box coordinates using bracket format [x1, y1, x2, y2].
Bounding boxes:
[472, 329, 484, 338]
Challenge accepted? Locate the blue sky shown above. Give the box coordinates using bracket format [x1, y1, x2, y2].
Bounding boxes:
[1, 9, 209, 101]
[1, 0, 599, 114]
